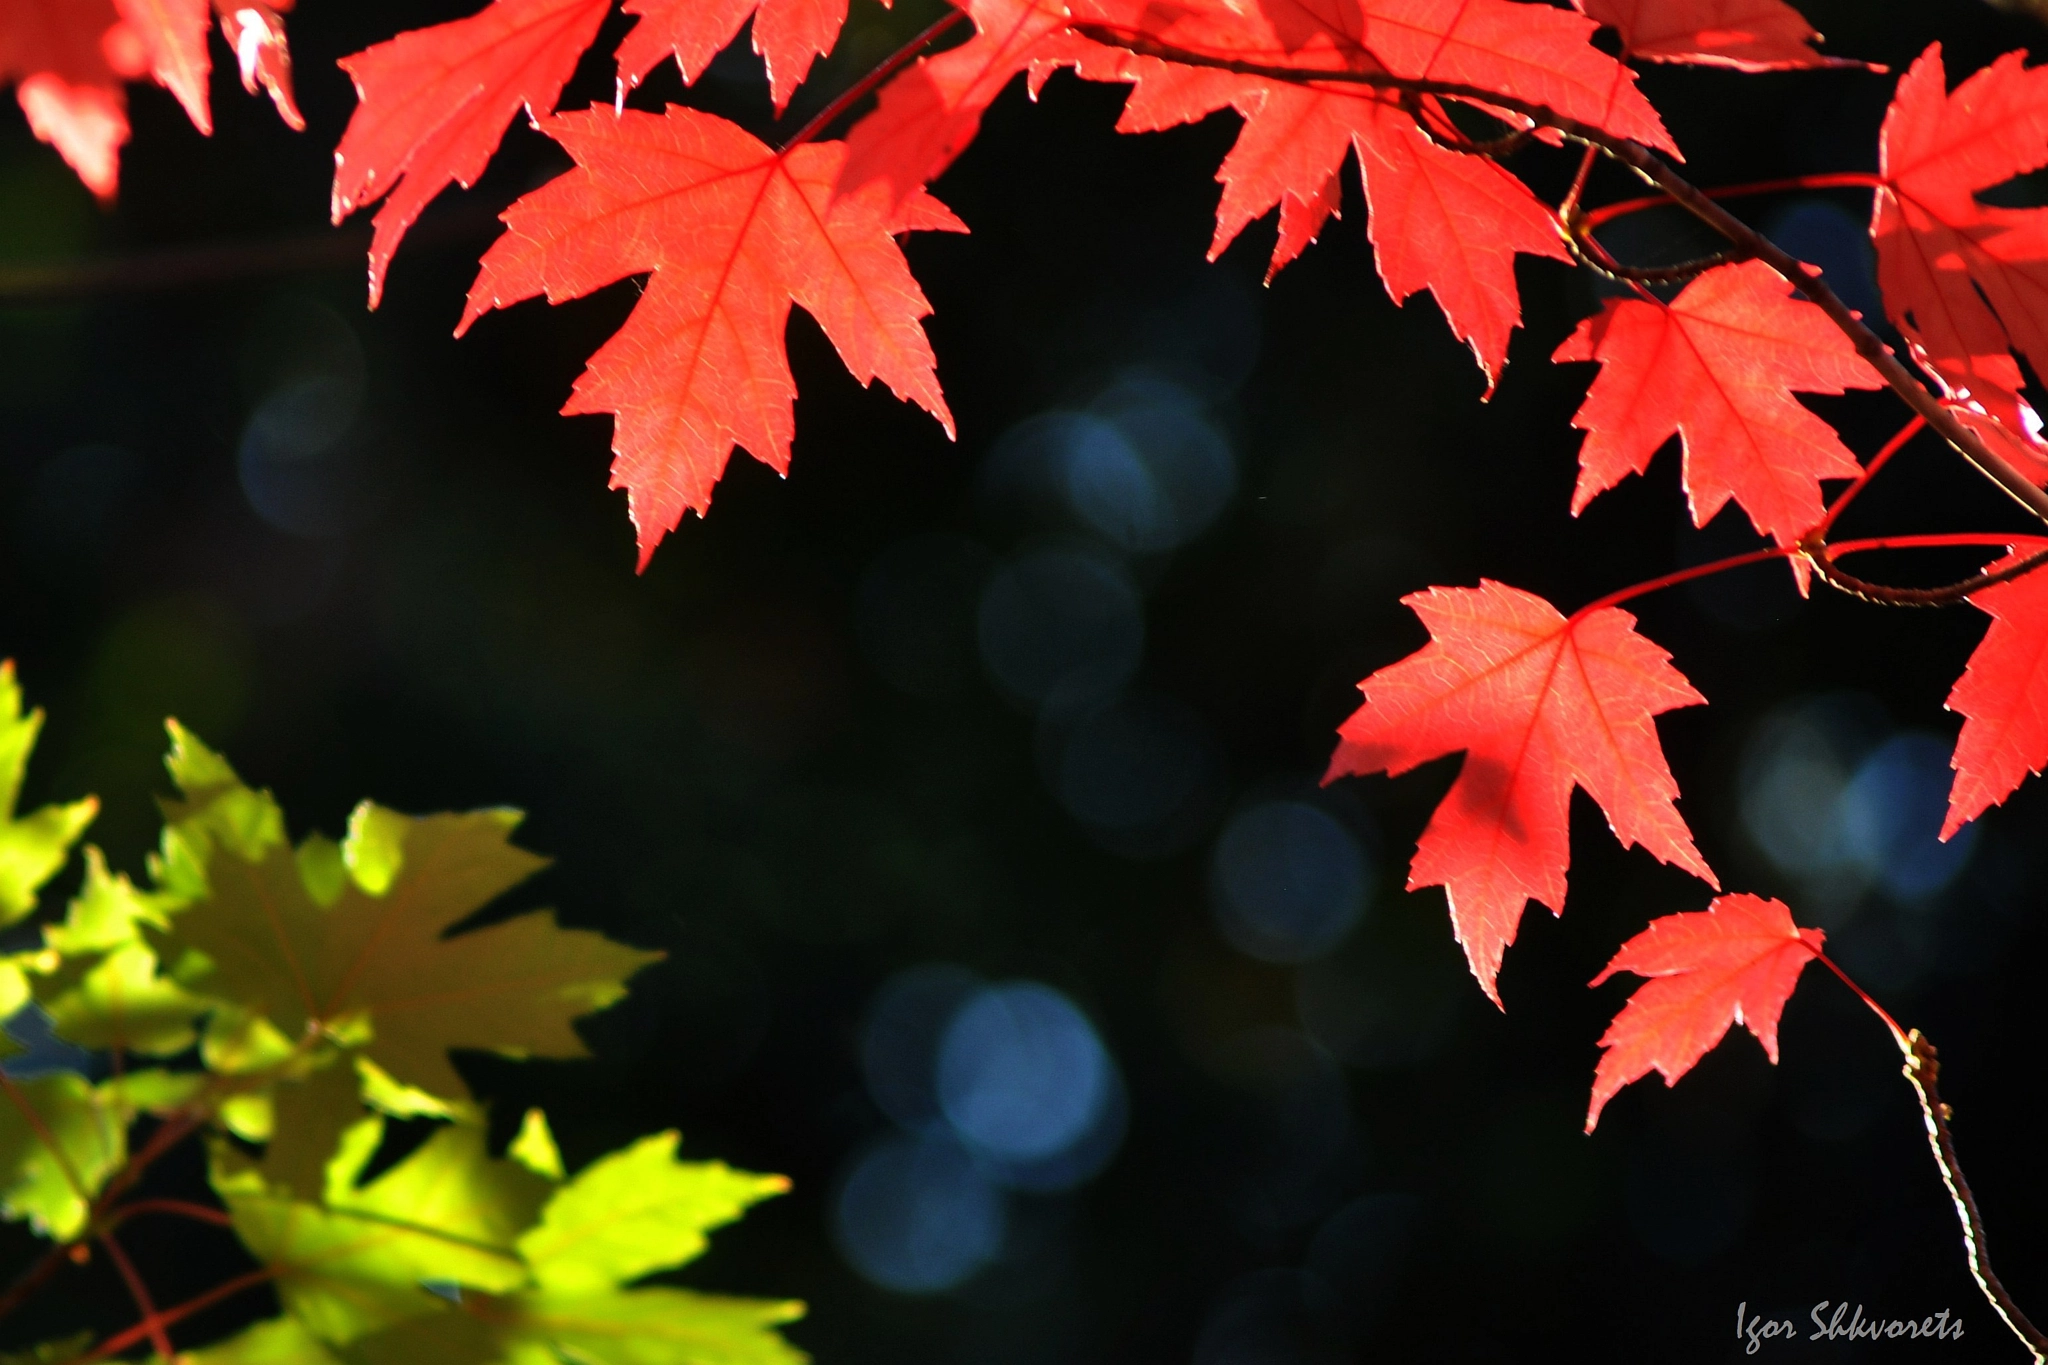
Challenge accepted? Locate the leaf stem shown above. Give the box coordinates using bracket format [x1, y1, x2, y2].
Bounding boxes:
[1571, 548, 1794, 618]
[1581, 172, 1887, 230]
[1065, 26, 2048, 529]
[97, 1230, 173, 1361]
[102, 1196, 234, 1229]
[1566, 531, 2048, 620]
[1819, 953, 2048, 1362]
[1813, 414, 1927, 538]
[76, 1266, 275, 1363]
[780, 9, 968, 152]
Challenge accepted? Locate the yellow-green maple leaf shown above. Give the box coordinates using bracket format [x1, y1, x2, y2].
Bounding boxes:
[152, 742, 658, 1098]
[348, 1286, 806, 1365]
[0, 1073, 124, 1239]
[519, 1132, 789, 1294]
[213, 1132, 536, 1346]
[181, 1316, 343, 1364]
[0, 663, 96, 929]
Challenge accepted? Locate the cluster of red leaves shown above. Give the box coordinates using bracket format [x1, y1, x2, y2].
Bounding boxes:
[0, 0, 295, 199]
[12, 0, 2048, 1127]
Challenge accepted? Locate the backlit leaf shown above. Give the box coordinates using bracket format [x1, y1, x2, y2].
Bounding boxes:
[1586, 893, 1824, 1131]
[1943, 542, 2048, 836]
[0, 1073, 123, 1239]
[1326, 581, 1716, 1001]
[154, 771, 658, 1099]
[519, 1131, 790, 1293]
[1553, 259, 1883, 550]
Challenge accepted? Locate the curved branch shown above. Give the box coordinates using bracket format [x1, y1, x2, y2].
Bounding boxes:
[1900, 1030, 2048, 1363]
[1802, 536, 2048, 607]
[1068, 24, 2048, 529]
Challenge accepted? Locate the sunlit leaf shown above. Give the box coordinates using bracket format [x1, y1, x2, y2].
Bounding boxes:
[520, 1132, 789, 1294]
[153, 759, 659, 1098]
[0, 1073, 123, 1239]
[0, 662, 96, 929]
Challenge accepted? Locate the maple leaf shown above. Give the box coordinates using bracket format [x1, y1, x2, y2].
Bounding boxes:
[1553, 259, 1883, 550]
[183, 1318, 343, 1365]
[1873, 46, 2048, 466]
[1160, 76, 1570, 383]
[212, 1140, 533, 1344]
[459, 106, 960, 567]
[1325, 580, 1716, 1002]
[112, 0, 209, 129]
[1573, 0, 1861, 71]
[618, 0, 876, 114]
[838, 0, 1102, 202]
[517, 1131, 790, 1292]
[0, 662, 97, 930]
[331, 0, 614, 307]
[152, 755, 660, 1100]
[218, 0, 302, 130]
[0, 0, 131, 198]
[1942, 542, 2048, 838]
[1586, 892, 1824, 1131]
[0, 1074, 124, 1240]
[1071, 0, 1676, 149]
[342, 1132, 800, 1365]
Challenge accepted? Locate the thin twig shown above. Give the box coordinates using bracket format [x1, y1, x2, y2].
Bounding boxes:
[75, 1266, 275, 1364]
[1816, 953, 2048, 1362]
[1067, 24, 2048, 529]
[97, 1231, 172, 1361]
[1813, 414, 1928, 538]
[780, 10, 968, 151]
[102, 1196, 234, 1229]
[1582, 171, 1887, 231]
[1901, 1030, 2048, 1362]
[1564, 223, 1750, 285]
[1802, 536, 2048, 606]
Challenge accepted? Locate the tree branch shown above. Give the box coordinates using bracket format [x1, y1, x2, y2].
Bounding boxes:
[1900, 1030, 2048, 1363]
[1802, 536, 2048, 607]
[1068, 24, 2048, 529]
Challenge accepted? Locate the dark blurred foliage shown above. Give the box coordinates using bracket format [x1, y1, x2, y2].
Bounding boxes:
[0, 0, 2045, 1360]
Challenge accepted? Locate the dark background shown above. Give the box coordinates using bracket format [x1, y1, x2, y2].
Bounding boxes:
[0, 0, 2045, 1359]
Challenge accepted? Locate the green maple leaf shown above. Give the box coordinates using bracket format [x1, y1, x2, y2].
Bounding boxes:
[182, 1316, 344, 1364]
[260, 1059, 367, 1203]
[0, 663, 96, 929]
[0, 1073, 124, 1239]
[149, 722, 286, 906]
[213, 1131, 535, 1346]
[349, 1287, 806, 1365]
[32, 848, 205, 1057]
[152, 736, 658, 1098]
[326, 1120, 551, 1255]
[519, 1132, 789, 1294]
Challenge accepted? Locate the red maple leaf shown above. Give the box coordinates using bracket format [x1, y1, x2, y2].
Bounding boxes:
[1573, 0, 1860, 71]
[1943, 542, 2048, 838]
[617, 0, 877, 114]
[218, 0, 302, 131]
[1075, 0, 1675, 152]
[1325, 580, 1717, 1002]
[844, 0, 1591, 383]
[0, 0, 135, 199]
[112, 0, 209, 130]
[1553, 259, 1883, 550]
[1586, 893, 1824, 1132]
[459, 107, 960, 568]
[1873, 45, 2048, 465]
[838, 0, 1103, 203]
[332, 0, 614, 306]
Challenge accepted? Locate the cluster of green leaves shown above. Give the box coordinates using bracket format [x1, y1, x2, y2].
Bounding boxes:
[0, 664, 802, 1364]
